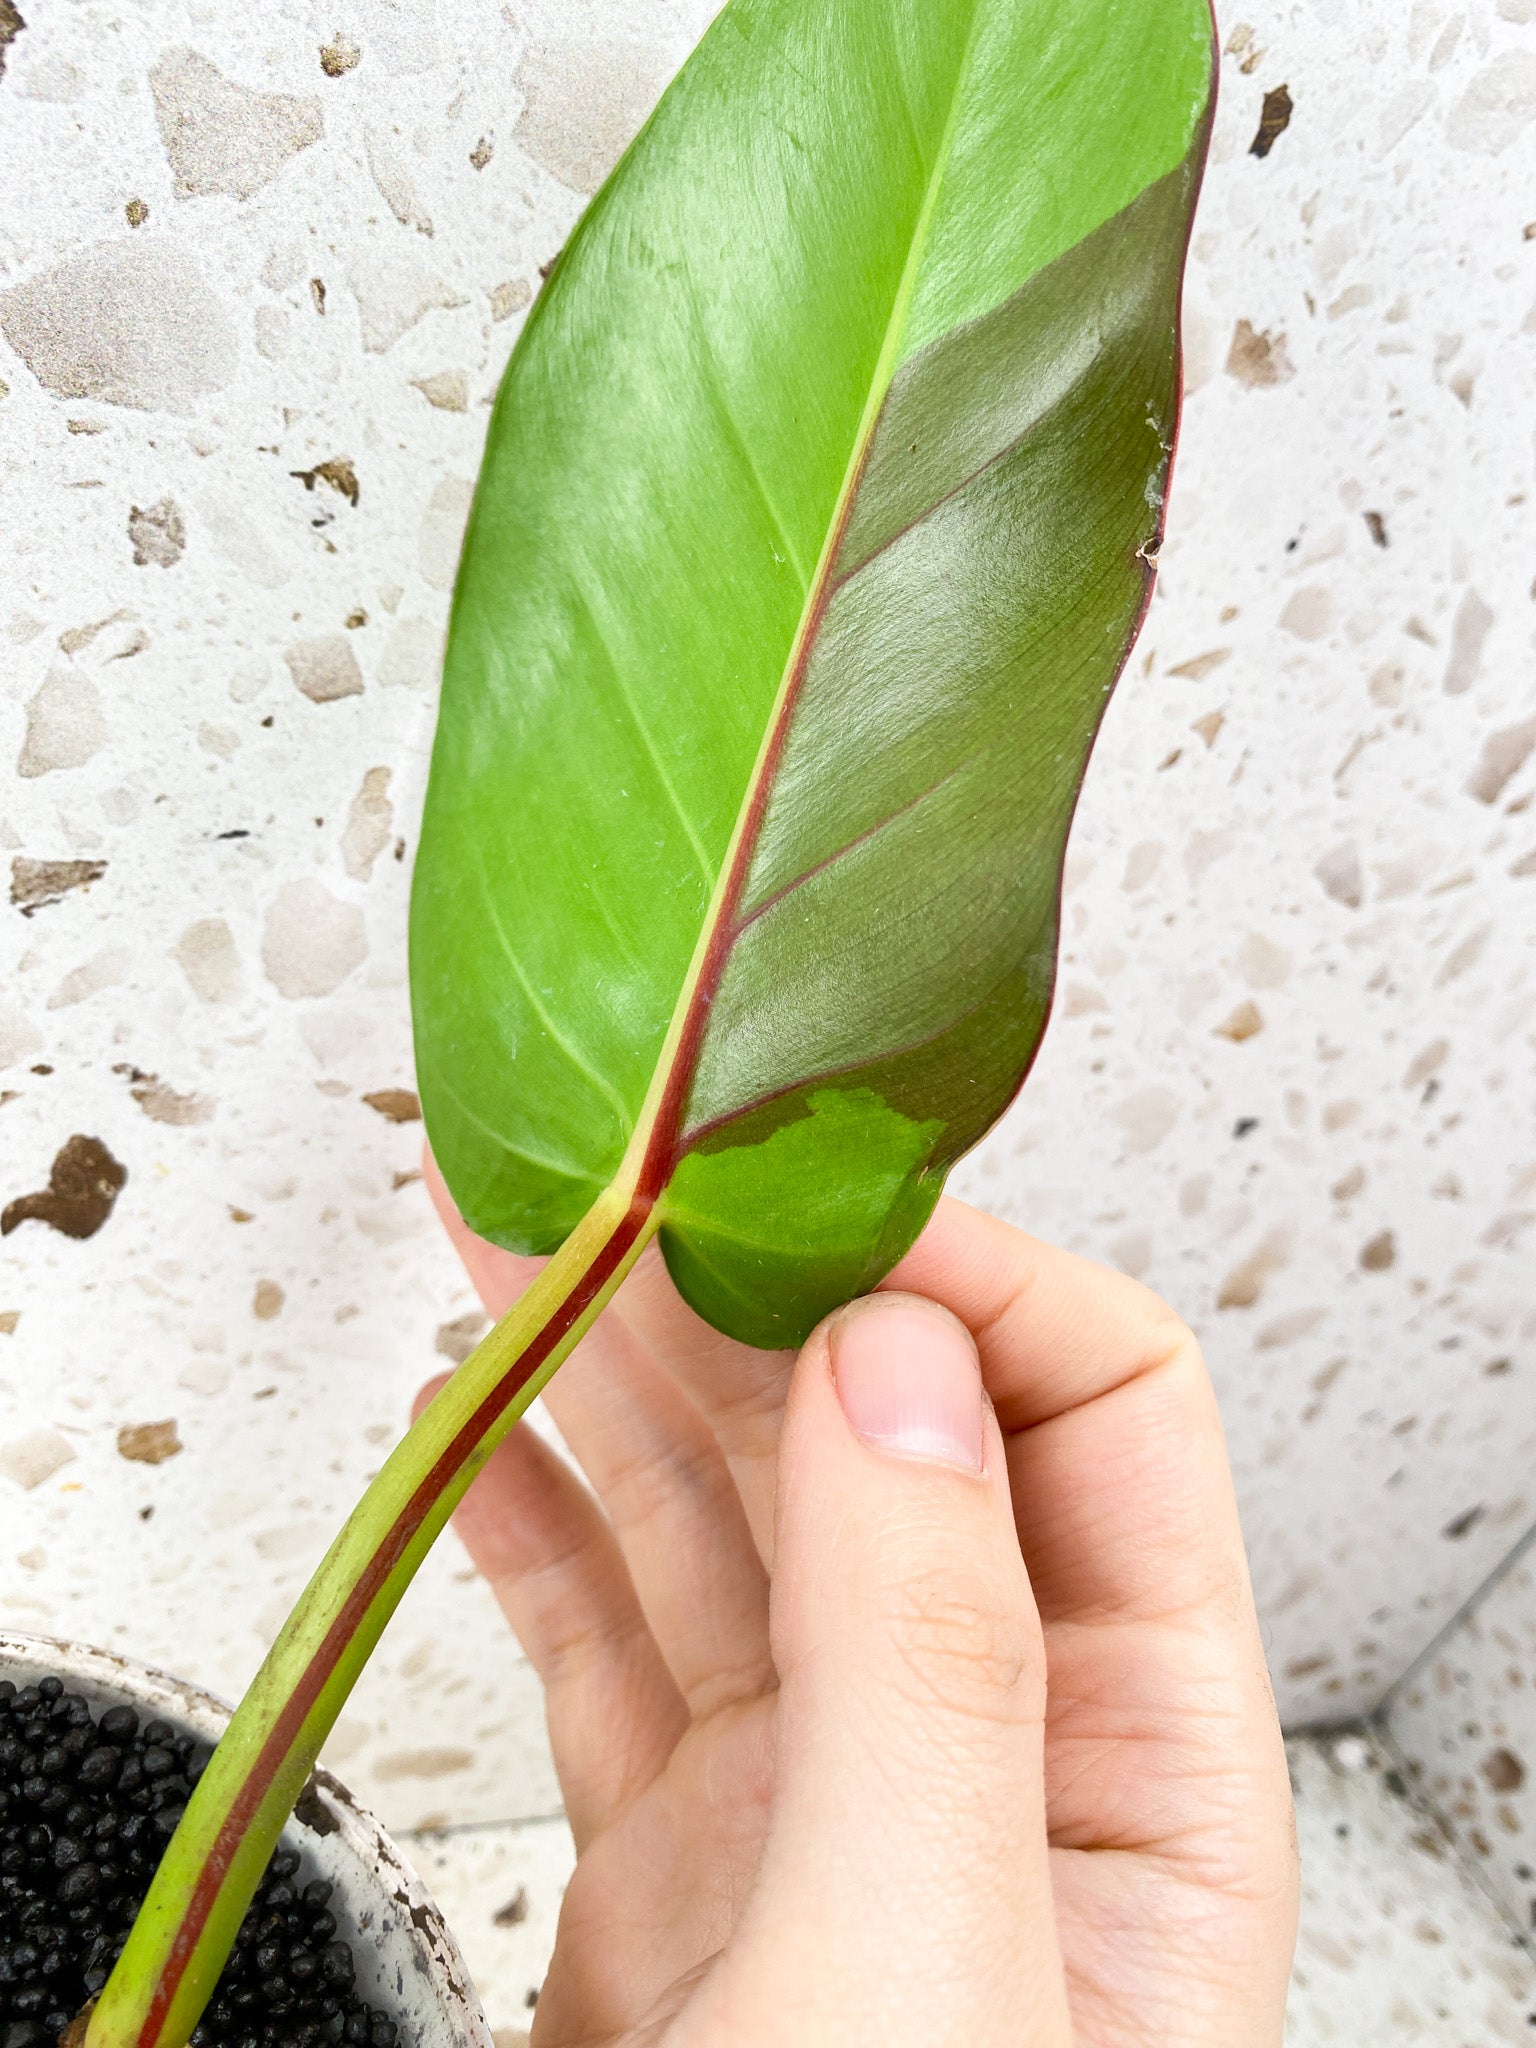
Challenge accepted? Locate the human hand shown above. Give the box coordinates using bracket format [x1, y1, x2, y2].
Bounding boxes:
[419, 1155, 1297, 2046]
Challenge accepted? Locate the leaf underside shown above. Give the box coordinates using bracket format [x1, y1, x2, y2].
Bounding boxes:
[412, 0, 1215, 1346]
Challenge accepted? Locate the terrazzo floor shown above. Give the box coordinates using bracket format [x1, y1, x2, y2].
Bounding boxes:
[398, 1730, 1536, 2045]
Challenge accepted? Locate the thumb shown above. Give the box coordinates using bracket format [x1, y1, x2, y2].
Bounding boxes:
[720, 1292, 1070, 2046]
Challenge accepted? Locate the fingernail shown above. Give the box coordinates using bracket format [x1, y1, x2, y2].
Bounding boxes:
[831, 1297, 984, 1474]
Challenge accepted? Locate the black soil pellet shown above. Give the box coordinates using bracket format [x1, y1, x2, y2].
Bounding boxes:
[0, 1676, 406, 2048]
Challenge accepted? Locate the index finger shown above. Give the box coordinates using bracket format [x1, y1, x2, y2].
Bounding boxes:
[883, 1195, 1252, 1630]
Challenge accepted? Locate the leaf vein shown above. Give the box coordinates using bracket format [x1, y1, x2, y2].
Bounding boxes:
[687, 315, 811, 593]
[575, 590, 717, 890]
[432, 1066, 607, 1186]
[734, 716, 1019, 937]
[470, 842, 635, 1133]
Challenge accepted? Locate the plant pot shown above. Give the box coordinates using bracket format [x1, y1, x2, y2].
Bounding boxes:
[0, 1632, 491, 2048]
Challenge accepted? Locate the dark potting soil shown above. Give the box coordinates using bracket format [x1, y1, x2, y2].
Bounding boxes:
[0, 1676, 406, 2048]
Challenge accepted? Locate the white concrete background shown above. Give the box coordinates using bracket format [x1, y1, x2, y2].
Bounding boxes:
[1, 0, 1534, 1851]
[1390, 1527, 1536, 1942]
[1283, 1731, 1535, 2044]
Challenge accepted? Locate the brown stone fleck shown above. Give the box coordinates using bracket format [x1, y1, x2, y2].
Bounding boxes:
[1314, 842, 1364, 909]
[374, 1747, 473, 1782]
[342, 766, 393, 882]
[1284, 1652, 1332, 1680]
[411, 371, 468, 413]
[1167, 647, 1231, 681]
[1482, 1747, 1526, 1793]
[0, 0, 22, 80]
[1190, 709, 1225, 748]
[1218, 1267, 1261, 1310]
[1404, 1039, 1449, 1090]
[1364, 510, 1388, 548]
[124, 198, 149, 228]
[1359, 1229, 1396, 1272]
[285, 635, 363, 705]
[310, 278, 326, 315]
[150, 49, 323, 200]
[436, 1312, 487, 1365]
[1213, 1000, 1263, 1042]
[469, 135, 493, 171]
[1249, 82, 1294, 158]
[489, 279, 531, 323]
[0, 1313, 18, 1336]
[363, 1087, 421, 1123]
[11, 857, 106, 916]
[1225, 319, 1295, 388]
[1, 242, 235, 412]
[117, 1419, 182, 1466]
[1216, 1229, 1290, 1310]
[253, 1279, 285, 1321]
[1468, 717, 1536, 805]
[290, 456, 358, 507]
[1443, 1504, 1485, 1541]
[112, 1062, 214, 1126]
[493, 1888, 529, 1928]
[228, 1205, 254, 1224]
[319, 33, 361, 77]
[2, 1135, 126, 1240]
[129, 497, 186, 568]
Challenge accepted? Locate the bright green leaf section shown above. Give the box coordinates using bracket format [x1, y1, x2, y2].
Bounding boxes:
[411, 0, 1214, 1342]
[661, 1090, 944, 1349]
[894, 1, 1212, 361]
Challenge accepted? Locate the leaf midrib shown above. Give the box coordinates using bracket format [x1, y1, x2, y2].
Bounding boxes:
[620, 0, 992, 1200]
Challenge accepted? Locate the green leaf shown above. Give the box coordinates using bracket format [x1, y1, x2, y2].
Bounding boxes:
[412, 0, 1215, 1347]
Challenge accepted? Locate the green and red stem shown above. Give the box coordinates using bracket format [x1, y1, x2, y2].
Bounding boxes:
[84, 1167, 664, 2048]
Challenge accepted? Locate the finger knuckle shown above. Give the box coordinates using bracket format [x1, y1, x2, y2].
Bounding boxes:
[1129, 1288, 1201, 1373]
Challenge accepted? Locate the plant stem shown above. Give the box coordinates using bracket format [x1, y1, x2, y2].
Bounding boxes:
[86, 1176, 660, 2048]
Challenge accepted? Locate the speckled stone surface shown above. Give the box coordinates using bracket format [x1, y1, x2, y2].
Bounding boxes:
[1388, 1528, 1536, 1944]
[1285, 1730, 1535, 2044]
[2, 0, 1535, 1854]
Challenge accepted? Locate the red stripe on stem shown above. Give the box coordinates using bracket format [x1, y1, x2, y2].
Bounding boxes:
[136, 1191, 655, 2048]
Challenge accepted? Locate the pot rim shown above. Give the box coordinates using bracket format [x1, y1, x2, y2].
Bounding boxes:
[0, 1628, 491, 2048]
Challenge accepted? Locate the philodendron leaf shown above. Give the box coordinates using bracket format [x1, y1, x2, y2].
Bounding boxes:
[413, 0, 1215, 1347]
